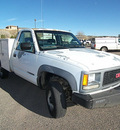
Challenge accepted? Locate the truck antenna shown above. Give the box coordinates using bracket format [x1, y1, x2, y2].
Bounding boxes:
[40, 0, 44, 28]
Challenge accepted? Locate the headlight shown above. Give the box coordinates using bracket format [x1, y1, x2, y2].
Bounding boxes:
[82, 73, 101, 90]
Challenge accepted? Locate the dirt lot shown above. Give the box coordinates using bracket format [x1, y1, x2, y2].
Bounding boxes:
[1, 50, 120, 130]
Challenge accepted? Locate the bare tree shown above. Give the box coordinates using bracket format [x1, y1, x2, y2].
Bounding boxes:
[76, 31, 88, 40]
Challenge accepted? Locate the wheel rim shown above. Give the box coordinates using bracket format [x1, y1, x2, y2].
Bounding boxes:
[47, 90, 54, 111]
[102, 47, 107, 51]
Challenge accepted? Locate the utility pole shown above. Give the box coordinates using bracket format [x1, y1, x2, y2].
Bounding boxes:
[34, 19, 36, 28]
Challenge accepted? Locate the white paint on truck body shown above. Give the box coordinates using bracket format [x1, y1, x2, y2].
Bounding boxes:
[0, 39, 15, 71]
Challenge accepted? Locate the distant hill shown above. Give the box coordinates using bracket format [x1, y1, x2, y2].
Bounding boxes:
[0, 25, 25, 38]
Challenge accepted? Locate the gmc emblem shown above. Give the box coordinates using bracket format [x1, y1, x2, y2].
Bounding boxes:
[116, 73, 120, 78]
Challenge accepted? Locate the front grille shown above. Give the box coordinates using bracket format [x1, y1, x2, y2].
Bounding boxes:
[103, 69, 120, 86]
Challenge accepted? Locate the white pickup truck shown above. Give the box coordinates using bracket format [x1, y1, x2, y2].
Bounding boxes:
[91, 37, 120, 51]
[1, 29, 120, 118]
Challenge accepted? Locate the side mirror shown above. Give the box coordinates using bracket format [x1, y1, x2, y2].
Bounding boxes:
[20, 42, 32, 51]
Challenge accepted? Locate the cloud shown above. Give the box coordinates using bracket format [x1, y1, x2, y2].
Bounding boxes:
[7, 18, 17, 22]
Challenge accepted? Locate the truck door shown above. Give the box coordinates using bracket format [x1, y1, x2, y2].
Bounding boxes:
[12, 31, 38, 85]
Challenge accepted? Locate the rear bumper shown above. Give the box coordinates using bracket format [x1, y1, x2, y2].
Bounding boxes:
[72, 86, 120, 109]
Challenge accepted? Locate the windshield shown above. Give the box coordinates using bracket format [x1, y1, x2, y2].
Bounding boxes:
[35, 30, 83, 50]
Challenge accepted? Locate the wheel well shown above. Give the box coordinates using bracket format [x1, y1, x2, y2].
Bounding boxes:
[100, 46, 108, 51]
[39, 72, 52, 89]
[39, 72, 72, 100]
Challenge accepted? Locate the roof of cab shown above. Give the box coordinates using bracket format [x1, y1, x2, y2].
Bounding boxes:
[32, 28, 69, 32]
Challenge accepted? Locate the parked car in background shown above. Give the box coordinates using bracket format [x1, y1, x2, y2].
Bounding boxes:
[91, 37, 120, 51]
[80, 40, 91, 46]
[84, 40, 91, 45]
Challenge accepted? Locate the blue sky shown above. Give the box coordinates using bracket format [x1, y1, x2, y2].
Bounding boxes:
[0, 0, 120, 36]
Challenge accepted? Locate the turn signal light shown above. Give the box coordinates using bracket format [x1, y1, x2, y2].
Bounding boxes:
[82, 74, 88, 86]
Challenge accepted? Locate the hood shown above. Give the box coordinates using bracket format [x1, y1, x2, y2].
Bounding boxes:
[44, 48, 120, 71]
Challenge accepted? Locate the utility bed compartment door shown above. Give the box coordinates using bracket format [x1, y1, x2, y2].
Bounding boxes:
[0, 39, 15, 71]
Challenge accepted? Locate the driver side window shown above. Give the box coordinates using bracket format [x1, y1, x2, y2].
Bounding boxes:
[16, 31, 34, 53]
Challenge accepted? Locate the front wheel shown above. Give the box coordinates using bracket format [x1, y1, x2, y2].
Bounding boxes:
[101, 47, 108, 52]
[46, 80, 67, 118]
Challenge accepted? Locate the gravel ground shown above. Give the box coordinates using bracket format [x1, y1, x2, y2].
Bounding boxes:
[1, 50, 120, 130]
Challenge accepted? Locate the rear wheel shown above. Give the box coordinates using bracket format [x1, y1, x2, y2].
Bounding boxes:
[46, 80, 67, 118]
[0, 63, 9, 79]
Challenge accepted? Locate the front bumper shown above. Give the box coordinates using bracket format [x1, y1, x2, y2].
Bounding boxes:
[72, 86, 120, 109]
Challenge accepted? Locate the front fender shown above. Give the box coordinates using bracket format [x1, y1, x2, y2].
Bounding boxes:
[37, 65, 77, 91]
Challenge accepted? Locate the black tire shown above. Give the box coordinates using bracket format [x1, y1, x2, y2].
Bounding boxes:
[101, 47, 108, 52]
[0, 63, 9, 79]
[46, 80, 67, 118]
